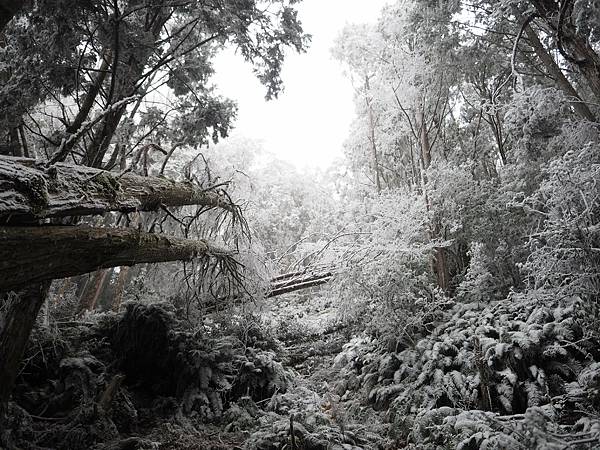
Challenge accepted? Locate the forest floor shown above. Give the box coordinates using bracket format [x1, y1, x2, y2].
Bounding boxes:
[7, 290, 600, 449]
[254, 292, 391, 449]
[4, 292, 391, 450]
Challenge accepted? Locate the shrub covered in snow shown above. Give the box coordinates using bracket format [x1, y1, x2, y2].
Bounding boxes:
[332, 294, 600, 447]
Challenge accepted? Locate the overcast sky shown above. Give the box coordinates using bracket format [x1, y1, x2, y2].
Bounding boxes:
[213, 0, 389, 169]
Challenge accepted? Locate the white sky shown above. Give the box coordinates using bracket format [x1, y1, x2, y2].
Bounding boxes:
[213, 0, 389, 169]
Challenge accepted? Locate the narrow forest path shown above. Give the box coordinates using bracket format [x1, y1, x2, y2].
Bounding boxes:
[260, 292, 391, 450]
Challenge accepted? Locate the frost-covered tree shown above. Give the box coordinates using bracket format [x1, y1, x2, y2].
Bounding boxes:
[0, 0, 309, 428]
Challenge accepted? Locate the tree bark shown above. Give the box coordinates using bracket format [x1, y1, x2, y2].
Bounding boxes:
[0, 155, 235, 221]
[0, 282, 51, 424]
[570, 44, 600, 103]
[267, 272, 333, 298]
[78, 269, 110, 314]
[528, 0, 600, 102]
[85, 6, 170, 168]
[46, 48, 113, 164]
[0, 226, 233, 291]
[270, 272, 332, 287]
[486, 107, 507, 166]
[112, 266, 131, 311]
[418, 108, 432, 170]
[417, 105, 450, 291]
[364, 75, 382, 192]
[67, 49, 112, 135]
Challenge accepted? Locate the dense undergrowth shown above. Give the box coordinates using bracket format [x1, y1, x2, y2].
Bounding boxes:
[7, 279, 600, 450]
[5, 302, 279, 449]
[332, 294, 600, 448]
[4, 301, 387, 450]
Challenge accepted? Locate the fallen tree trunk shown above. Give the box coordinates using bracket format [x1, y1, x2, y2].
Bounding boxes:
[0, 158, 240, 433]
[270, 271, 332, 290]
[0, 155, 235, 222]
[267, 273, 333, 298]
[0, 226, 233, 291]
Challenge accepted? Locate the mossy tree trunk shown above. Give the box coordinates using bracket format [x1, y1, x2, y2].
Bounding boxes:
[0, 156, 235, 223]
[0, 226, 232, 291]
[0, 226, 232, 426]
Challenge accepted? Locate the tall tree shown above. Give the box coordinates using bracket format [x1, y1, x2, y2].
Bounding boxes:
[334, 1, 460, 290]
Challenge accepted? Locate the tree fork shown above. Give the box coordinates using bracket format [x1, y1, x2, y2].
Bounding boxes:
[525, 24, 596, 121]
[0, 226, 233, 291]
[84, 7, 171, 168]
[513, 9, 596, 122]
[0, 155, 236, 221]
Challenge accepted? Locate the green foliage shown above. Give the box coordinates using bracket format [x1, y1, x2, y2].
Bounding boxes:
[175, 92, 237, 146]
[5, 0, 600, 448]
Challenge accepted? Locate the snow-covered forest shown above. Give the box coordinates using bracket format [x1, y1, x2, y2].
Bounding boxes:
[1, 0, 600, 448]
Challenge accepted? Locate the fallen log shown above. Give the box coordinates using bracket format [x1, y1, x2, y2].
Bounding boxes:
[0, 157, 240, 426]
[0, 226, 233, 291]
[270, 270, 309, 283]
[267, 274, 333, 298]
[270, 271, 333, 291]
[0, 155, 235, 222]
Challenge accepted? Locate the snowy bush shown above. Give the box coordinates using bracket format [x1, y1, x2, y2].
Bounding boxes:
[332, 293, 600, 447]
